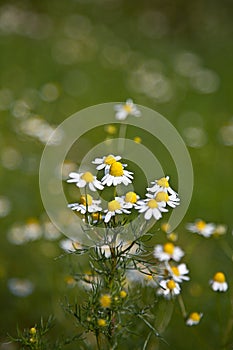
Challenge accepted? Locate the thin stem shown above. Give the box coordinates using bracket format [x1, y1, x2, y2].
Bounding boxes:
[177, 294, 187, 319]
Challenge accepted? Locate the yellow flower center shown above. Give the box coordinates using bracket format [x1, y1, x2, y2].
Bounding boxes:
[190, 312, 201, 322]
[92, 212, 101, 220]
[163, 242, 175, 254]
[157, 177, 169, 188]
[120, 290, 127, 298]
[80, 194, 93, 206]
[30, 327, 37, 335]
[123, 104, 133, 113]
[134, 136, 142, 144]
[145, 274, 153, 281]
[195, 220, 206, 231]
[99, 294, 111, 308]
[81, 172, 94, 183]
[171, 266, 180, 276]
[213, 272, 226, 283]
[155, 191, 169, 202]
[147, 199, 158, 208]
[166, 279, 176, 290]
[104, 155, 117, 165]
[98, 319, 106, 327]
[125, 191, 137, 203]
[109, 162, 124, 176]
[161, 222, 171, 232]
[108, 200, 121, 212]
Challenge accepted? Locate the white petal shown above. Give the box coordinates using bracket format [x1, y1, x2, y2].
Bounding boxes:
[144, 209, 152, 220]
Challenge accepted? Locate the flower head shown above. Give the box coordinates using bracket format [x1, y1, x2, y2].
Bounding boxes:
[135, 198, 168, 220]
[104, 198, 131, 223]
[101, 161, 133, 187]
[186, 312, 203, 326]
[114, 99, 141, 120]
[210, 272, 228, 292]
[67, 171, 104, 191]
[167, 263, 190, 283]
[153, 242, 184, 262]
[157, 279, 181, 299]
[186, 219, 216, 238]
[147, 176, 177, 195]
[147, 191, 180, 208]
[99, 294, 111, 308]
[68, 194, 102, 214]
[92, 154, 121, 172]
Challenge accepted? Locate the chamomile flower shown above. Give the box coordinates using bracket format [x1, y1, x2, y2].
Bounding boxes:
[186, 312, 203, 326]
[186, 219, 216, 238]
[67, 171, 104, 191]
[119, 191, 140, 209]
[146, 191, 180, 208]
[147, 176, 177, 195]
[210, 272, 228, 292]
[92, 154, 121, 172]
[153, 242, 184, 262]
[68, 194, 102, 214]
[135, 198, 168, 220]
[104, 198, 131, 223]
[114, 99, 141, 120]
[101, 161, 133, 186]
[157, 279, 181, 299]
[167, 263, 190, 283]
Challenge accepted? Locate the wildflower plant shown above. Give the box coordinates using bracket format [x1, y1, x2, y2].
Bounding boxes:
[12, 99, 232, 349]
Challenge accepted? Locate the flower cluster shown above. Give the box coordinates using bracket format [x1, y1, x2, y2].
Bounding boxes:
[67, 155, 180, 227]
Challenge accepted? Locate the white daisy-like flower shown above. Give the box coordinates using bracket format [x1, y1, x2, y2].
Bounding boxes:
[153, 242, 184, 262]
[186, 312, 203, 326]
[186, 219, 216, 238]
[135, 197, 168, 220]
[101, 161, 133, 187]
[114, 99, 141, 121]
[104, 198, 131, 223]
[166, 263, 190, 283]
[146, 191, 180, 208]
[147, 176, 177, 195]
[210, 272, 228, 292]
[67, 171, 104, 191]
[118, 191, 140, 209]
[92, 154, 122, 173]
[157, 279, 181, 299]
[68, 194, 102, 214]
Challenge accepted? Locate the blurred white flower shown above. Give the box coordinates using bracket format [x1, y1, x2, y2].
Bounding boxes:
[114, 99, 141, 120]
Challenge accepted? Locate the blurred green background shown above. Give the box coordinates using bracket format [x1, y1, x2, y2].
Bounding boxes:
[0, 0, 233, 349]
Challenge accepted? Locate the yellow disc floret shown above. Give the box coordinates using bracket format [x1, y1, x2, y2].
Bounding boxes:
[109, 162, 124, 176]
[81, 172, 94, 183]
[213, 272, 226, 283]
[171, 266, 180, 276]
[99, 294, 111, 308]
[98, 319, 106, 327]
[163, 242, 174, 254]
[166, 279, 176, 290]
[120, 290, 127, 298]
[147, 199, 158, 208]
[30, 327, 36, 335]
[189, 312, 201, 322]
[123, 104, 133, 113]
[155, 191, 169, 202]
[108, 200, 121, 212]
[125, 191, 137, 203]
[195, 220, 206, 231]
[157, 177, 169, 188]
[104, 155, 117, 165]
[80, 194, 93, 206]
